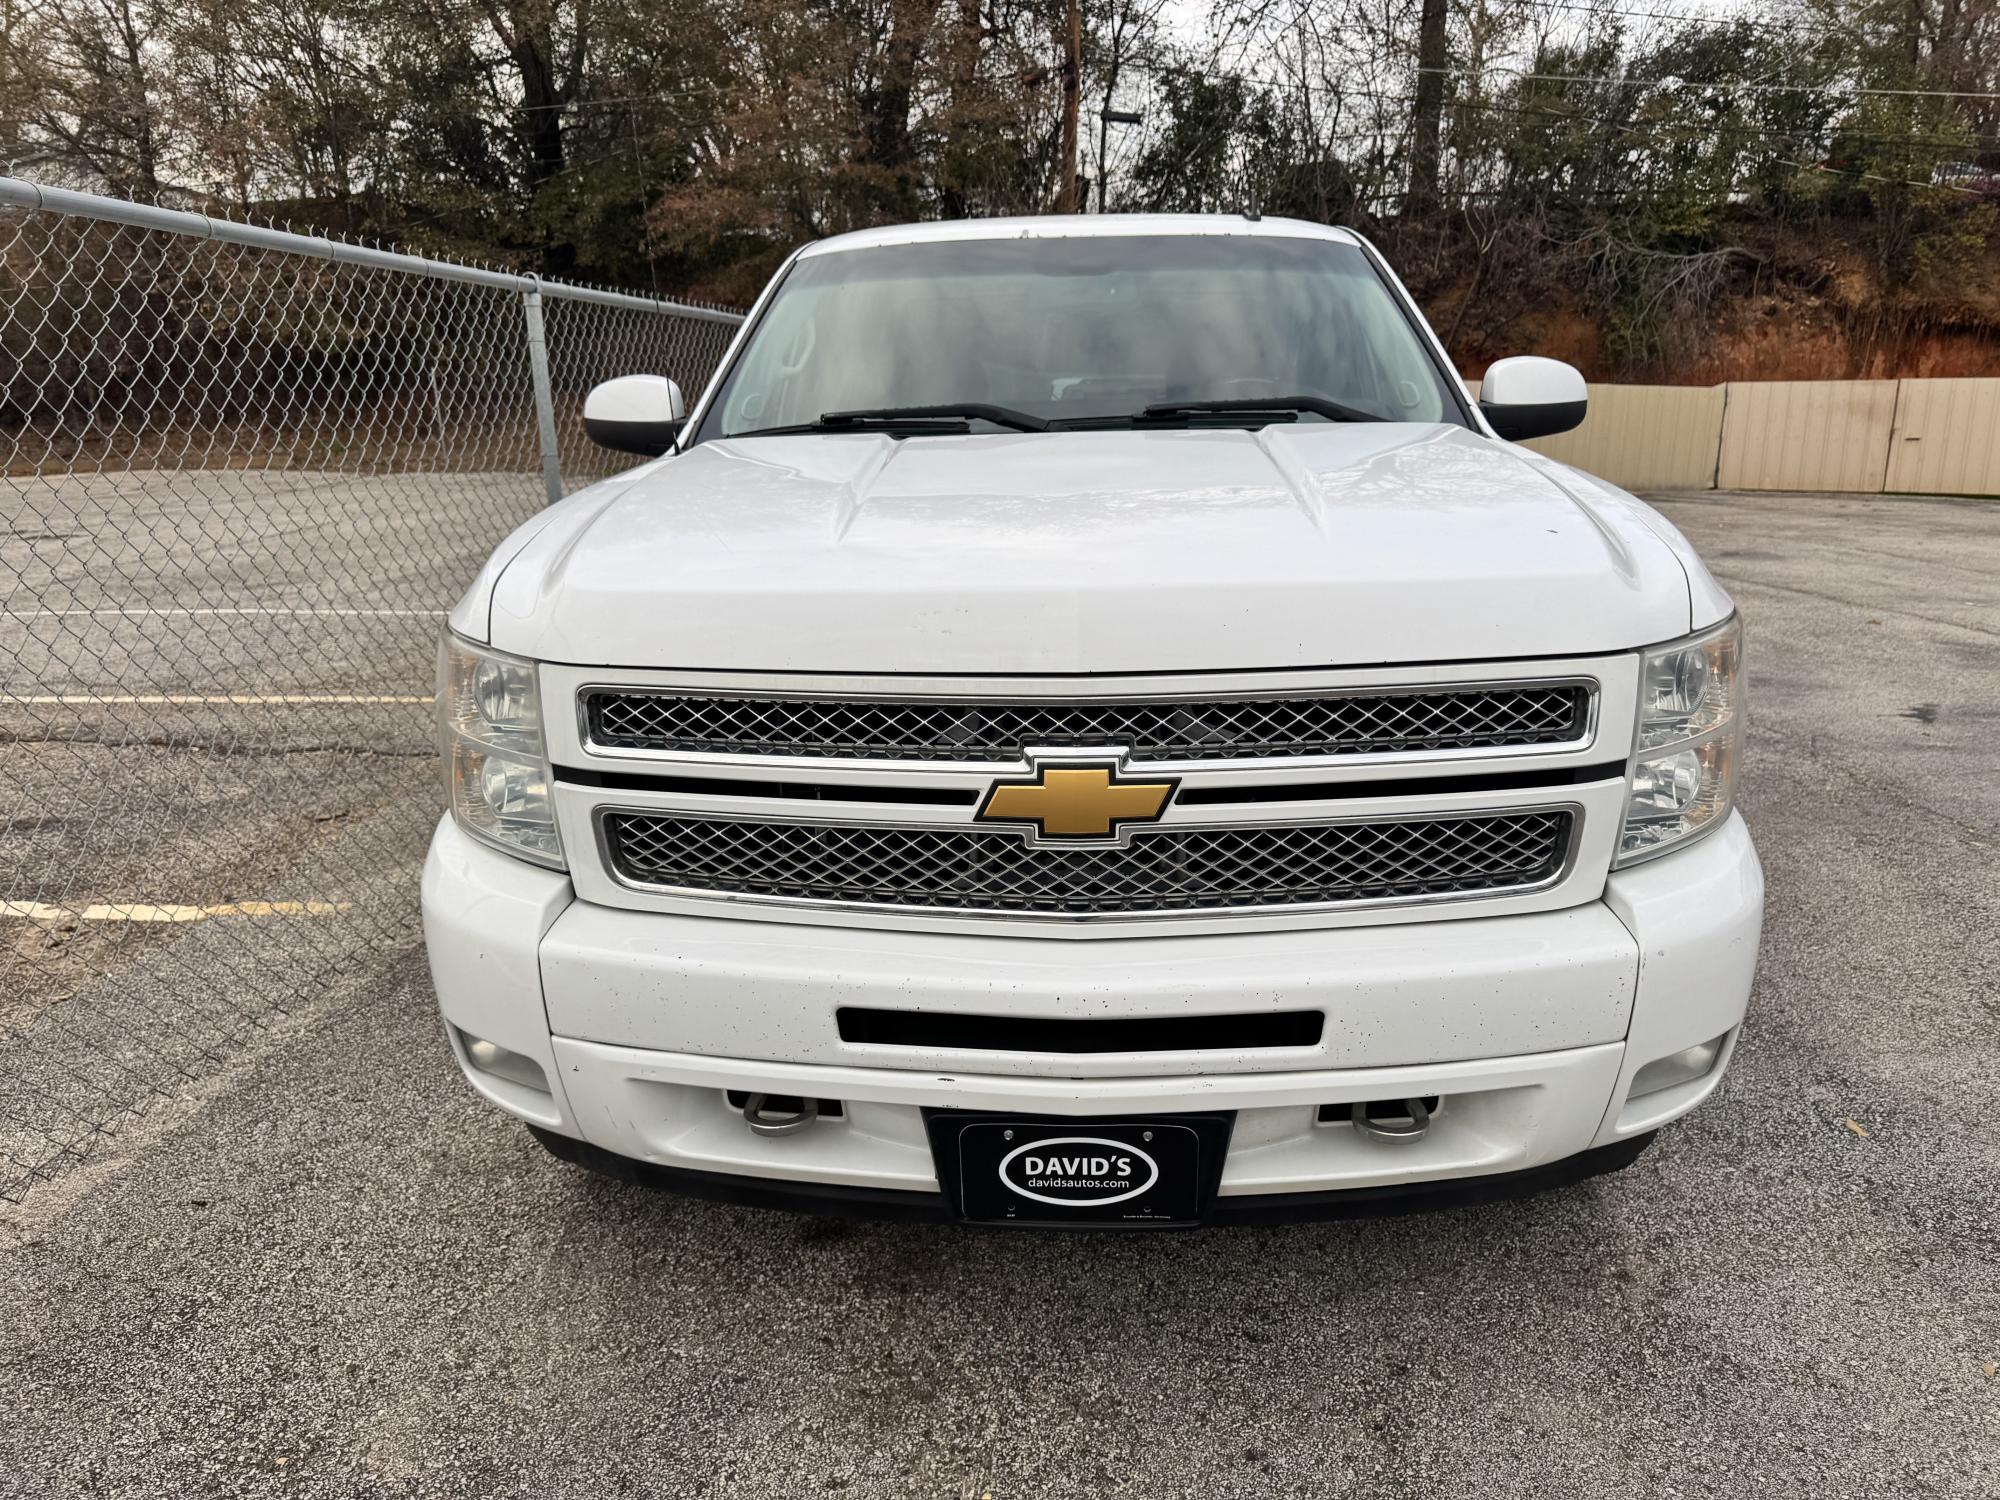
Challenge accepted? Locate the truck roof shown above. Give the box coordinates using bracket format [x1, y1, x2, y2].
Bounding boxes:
[798, 214, 1363, 259]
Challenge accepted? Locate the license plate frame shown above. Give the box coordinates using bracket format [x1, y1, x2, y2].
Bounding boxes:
[925, 1111, 1235, 1228]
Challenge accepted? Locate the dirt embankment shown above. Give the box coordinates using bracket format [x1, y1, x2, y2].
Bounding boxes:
[1451, 221, 2000, 385]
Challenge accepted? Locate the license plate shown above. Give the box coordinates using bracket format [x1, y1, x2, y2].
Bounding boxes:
[927, 1113, 1233, 1227]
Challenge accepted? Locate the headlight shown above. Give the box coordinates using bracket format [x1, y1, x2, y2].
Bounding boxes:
[1616, 616, 1743, 866]
[439, 634, 564, 869]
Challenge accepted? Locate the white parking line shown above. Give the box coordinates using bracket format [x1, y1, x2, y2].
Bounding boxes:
[2, 900, 353, 924]
[13, 693, 429, 705]
[18, 608, 447, 618]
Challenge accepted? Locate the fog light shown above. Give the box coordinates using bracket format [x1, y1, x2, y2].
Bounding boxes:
[1629, 1034, 1725, 1099]
[459, 1030, 550, 1095]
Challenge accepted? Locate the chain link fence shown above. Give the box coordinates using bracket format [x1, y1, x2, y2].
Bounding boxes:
[0, 178, 743, 1204]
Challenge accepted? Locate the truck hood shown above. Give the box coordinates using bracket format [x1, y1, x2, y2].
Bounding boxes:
[482, 423, 1699, 673]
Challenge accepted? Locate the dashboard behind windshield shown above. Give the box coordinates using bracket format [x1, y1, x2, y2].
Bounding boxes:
[693, 233, 1468, 441]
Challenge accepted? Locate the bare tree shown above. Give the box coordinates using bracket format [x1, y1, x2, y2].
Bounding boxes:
[14, 0, 164, 196]
[1408, 0, 1448, 215]
[480, 0, 591, 197]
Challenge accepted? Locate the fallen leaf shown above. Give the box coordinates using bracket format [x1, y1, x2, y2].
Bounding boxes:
[1842, 1118, 1870, 1138]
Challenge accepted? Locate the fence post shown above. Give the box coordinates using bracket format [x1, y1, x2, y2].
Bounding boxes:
[520, 282, 564, 506]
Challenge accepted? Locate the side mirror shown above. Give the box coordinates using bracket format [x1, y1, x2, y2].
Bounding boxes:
[583, 374, 686, 457]
[1478, 357, 1587, 441]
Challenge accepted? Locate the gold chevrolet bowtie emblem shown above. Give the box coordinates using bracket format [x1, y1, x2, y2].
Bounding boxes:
[978, 763, 1176, 840]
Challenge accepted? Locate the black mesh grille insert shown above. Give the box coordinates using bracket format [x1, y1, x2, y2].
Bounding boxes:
[585, 684, 1590, 762]
[602, 808, 1574, 916]
[838, 1008, 1324, 1052]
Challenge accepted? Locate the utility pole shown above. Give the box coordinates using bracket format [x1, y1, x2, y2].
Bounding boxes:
[1055, 0, 1082, 212]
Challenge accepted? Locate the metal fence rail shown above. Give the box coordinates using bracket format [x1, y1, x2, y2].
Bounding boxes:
[0, 178, 744, 1202]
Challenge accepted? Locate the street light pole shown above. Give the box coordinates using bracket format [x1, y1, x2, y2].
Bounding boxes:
[1098, 108, 1142, 214]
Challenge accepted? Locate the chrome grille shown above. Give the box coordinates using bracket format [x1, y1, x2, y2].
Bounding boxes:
[601, 809, 1574, 917]
[584, 684, 1590, 762]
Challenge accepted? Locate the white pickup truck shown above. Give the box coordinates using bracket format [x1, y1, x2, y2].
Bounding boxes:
[423, 215, 1761, 1228]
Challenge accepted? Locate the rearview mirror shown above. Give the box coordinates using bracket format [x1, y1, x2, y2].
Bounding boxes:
[583, 374, 686, 457]
[1479, 357, 1587, 441]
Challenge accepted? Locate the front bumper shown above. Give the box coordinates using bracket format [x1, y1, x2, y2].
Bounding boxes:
[420, 813, 1763, 1219]
[526, 1124, 1659, 1226]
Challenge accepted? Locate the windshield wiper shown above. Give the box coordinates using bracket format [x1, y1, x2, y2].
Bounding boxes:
[826, 403, 1050, 431]
[1137, 396, 1386, 425]
[730, 403, 1051, 438]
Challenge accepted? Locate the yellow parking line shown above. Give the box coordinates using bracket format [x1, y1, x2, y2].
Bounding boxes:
[1, 900, 352, 924]
[12, 694, 428, 705]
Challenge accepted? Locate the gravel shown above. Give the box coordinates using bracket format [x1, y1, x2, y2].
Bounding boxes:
[1, 489, 1995, 1499]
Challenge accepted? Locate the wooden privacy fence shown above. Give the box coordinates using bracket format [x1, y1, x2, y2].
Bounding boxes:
[1511, 377, 2000, 496]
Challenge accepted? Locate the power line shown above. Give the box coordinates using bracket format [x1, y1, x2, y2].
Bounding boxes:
[1096, 55, 1999, 202]
[516, 66, 2000, 162]
[1098, 44, 2000, 112]
[1205, 0, 1944, 96]
[1438, 70, 2000, 198]
[1417, 62, 2000, 101]
[1109, 51, 2000, 148]
[1437, 85, 2000, 154]
[1518, 0, 1929, 46]
[507, 89, 719, 115]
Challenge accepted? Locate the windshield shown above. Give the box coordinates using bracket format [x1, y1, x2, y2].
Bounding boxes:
[696, 233, 1466, 440]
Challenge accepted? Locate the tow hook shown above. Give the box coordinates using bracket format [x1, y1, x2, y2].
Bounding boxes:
[1353, 1097, 1431, 1142]
[742, 1093, 818, 1137]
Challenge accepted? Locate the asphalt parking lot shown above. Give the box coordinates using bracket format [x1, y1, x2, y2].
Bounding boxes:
[0, 468, 538, 1180]
[2, 488, 1996, 1498]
